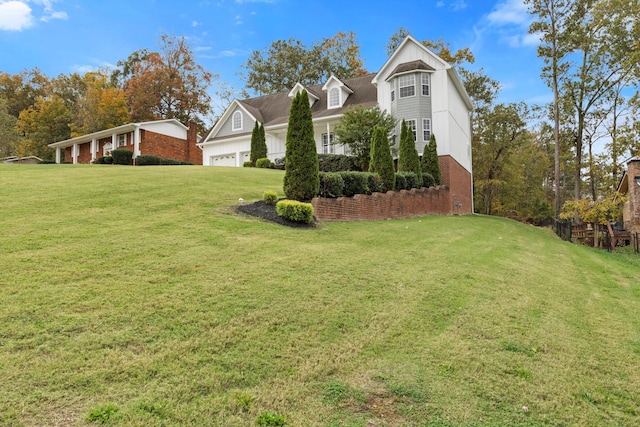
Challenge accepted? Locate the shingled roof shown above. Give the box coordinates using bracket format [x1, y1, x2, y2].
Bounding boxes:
[238, 73, 378, 128]
[385, 60, 435, 81]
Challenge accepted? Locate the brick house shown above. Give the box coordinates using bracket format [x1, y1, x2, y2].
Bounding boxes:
[49, 119, 201, 165]
[198, 35, 474, 214]
[619, 158, 640, 234]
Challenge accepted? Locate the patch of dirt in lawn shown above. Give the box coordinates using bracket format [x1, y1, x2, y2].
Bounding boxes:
[235, 200, 316, 228]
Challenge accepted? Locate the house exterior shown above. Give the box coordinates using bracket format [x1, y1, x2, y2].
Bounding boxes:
[49, 119, 201, 165]
[198, 35, 474, 213]
[2, 156, 42, 164]
[619, 158, 640, 234]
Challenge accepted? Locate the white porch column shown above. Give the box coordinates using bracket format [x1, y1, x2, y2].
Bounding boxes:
[326, 122, 331, 154]
[91, 138, 97, 161]
[73, 143, 79, 164]
[55, 147, 61, 164]
[111, 133, 117, 154]
[133, 126, 141, 159]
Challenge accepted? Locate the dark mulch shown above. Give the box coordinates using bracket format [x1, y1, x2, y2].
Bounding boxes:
[235, 200, 316, 228]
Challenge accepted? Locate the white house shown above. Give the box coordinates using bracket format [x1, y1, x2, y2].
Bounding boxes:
[198, 35, 474, 212]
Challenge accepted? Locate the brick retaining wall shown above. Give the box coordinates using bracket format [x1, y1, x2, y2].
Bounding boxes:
[311, 185, 454, 222]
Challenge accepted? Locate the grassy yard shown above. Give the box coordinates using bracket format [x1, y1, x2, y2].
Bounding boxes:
[1, 164, 639, 427]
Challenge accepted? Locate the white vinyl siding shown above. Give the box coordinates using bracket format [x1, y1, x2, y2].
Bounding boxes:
[399, 75, 415, 98]
[421, 73, 430, 96]
[232, 111, 242, 131]
[422, 118, 431, 141]
[390, 81, 395, 102]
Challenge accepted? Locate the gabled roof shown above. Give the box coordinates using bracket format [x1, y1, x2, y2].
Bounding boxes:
[385, 60, 435, 81]
[201, 73, 377, 144]
[322, 75, 354, 94]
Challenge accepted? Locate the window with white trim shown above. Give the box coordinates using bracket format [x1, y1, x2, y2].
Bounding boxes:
[421, 73, 430, 96]
[399, 74, 415, 98]
[390, 81, 395, 102]
[406, 119, 417, 142]
[232, 111, 242, 131]
[118, 134, 127, 147]
[322, 133, 335, 154]
[422, 118, 431, 142]
[329, 88, 340, 108]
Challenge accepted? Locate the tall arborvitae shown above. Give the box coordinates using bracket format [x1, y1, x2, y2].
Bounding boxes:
[422, 133, 441, 185]
[397, 120, 423, 187]
[249, 120, 260, 165]
[369, 126, 395, 192]
[283, 90, 319, 201]
[258, 123, 267, 159]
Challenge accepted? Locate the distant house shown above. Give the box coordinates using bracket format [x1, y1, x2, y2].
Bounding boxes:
[618, 158, 640, 234]
[49, 119, 201, 165]
[2, 156, 42, 164]
[198, 35, 474, 213]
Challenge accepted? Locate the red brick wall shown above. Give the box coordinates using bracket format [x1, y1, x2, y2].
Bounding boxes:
[439, 155, 473, 215]
[312, 186, 453, 222]
[139, 122, 202, 165]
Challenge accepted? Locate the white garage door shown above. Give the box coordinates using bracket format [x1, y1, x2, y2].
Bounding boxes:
[209, 154, 236, 167]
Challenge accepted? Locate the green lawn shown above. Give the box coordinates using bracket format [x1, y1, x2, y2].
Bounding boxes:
[1, 164, 639, 426]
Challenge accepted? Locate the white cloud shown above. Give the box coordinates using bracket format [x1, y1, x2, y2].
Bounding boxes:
[192, 20, 202, 27]
[235, 14, 242, 25]
[0, 1, 34, 31]
[487, 0, 529, 26]
[0, 0, 66, 30]
[478, 0, 537, 48]
[450, 0, 467, 11]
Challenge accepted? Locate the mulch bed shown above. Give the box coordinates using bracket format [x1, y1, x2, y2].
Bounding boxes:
[235, 200, 316, 228]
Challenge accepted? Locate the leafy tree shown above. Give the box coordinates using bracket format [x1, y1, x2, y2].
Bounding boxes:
[250, 120, 268, 165]
[398, 119, 422, 187]
[123, 34, 215, 128]
[283, 90, 319, 201]
[16, 95, 71, 160]
[0, 69, 49, 118]
[0, 97, 20, 158]
[422, 133, 442, 186]
[334, 106, 396, 171]
[369, 126, 395, 192]
[242, 32, 366, 95]
[386, 27, 475, 69]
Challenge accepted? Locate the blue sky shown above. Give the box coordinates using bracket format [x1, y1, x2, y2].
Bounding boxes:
[0, 0, 549, 113]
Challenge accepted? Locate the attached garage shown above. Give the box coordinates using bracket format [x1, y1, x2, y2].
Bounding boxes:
[209, 153, 236, 167]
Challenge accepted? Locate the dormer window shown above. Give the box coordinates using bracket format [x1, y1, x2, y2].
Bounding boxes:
[329, 88, 340, 108]
[232, 111, 242, 131]
[399, 75, 415, 98]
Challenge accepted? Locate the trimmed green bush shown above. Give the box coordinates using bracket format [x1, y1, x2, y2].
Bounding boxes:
[369, 126, 395, 192]
[256, 158, 272, 168]
[283, 90, 319, 201]
[394, 173, 407, 191]
[243, 161, 253, 168]
[161, 158, 180, 165]
[136, 155, 162, 166]
[276, 200, 314, 223]
[318, 172, 345, 198]
[422, 173, 435, 188]
[95, 157, 106, 164]
[339, 171, 369, 197]
[263, 190, 278, 205]
[37, 159, 57, 164]
[401, 172, 420, 189]
[111, 149, 133, 165]
[318, 154, 358, 172]
[422, 133, 441, 185]
[366, 173, 383, 194]
[103, 156, 113, 164]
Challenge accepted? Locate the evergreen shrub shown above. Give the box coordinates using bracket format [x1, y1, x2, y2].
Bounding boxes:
[111, 149, 133, 165]
[262, 190, 278, 205]
[136, 155, 162, 166]
[394, 174, 407, 191]
[318, 172, 345, 198]
[103, 156, 113, 164]
[366, 173, 383, 194]
[339, 172, 369, 197]
[401, 172, 420, 189]
[318, 154, 357, 172]
[276, 200, 314, 223]
[243, 161, 253, 167]
[422, 173, 435, 188]
[256, 158, 272, 168]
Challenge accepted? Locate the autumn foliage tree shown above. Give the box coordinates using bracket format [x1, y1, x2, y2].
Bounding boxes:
[124, 34, 215, 128]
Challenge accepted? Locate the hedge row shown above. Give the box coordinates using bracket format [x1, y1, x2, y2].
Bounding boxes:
[135, 155, 193, 166]
[275, 200, 314, 223]
[318, 171, 436, 198]
[318, 154, 358, 172]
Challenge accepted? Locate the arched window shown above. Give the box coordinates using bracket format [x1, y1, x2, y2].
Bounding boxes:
[329, 88, 340, 108]
[232, 111, 242, 131]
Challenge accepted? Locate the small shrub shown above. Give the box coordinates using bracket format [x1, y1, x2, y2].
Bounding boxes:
[243, 161, 254, 167]
[318, 172, 344, 198]
[87, 404, 119, 424]
[95, 157, 105, 164]
[136, 155, 162, 166]
[263, 190, 278, 205]
[161, 158, 180, 165]
[256, 410, 287, 426]
[422, 173, 435, 188]
[402, 172, 419, 189]
[394, 174, 407, 191]
[273, 157, 285, 170]
[111, 149, 133, 165]
[256, 158, 272, 168]
[340, 172, 369, 197]
[366, 173, 383, 194]
[37, 159, 56, 164]
[318, 154, 358, 172]
[276, 200, 314, 224]
[103, 156, 113, 164]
